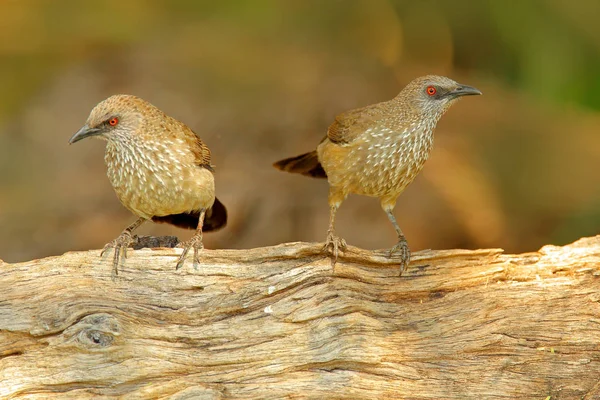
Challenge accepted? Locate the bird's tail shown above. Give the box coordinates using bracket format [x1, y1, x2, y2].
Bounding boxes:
[273, 151, 327, 179]
[152, 197, 227, 231]
[204, 197, 227, 231]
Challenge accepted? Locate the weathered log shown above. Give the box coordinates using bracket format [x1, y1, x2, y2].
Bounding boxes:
[1, 237, 600, 399]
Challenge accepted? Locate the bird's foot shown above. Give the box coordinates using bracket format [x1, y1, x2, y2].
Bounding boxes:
[176, 235, 204, 270]
[389, 237, 411, 276]
[323, 233, 347, 266]
[100, 231, 136, 277]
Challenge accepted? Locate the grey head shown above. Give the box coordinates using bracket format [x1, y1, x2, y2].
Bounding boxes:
[397, 75, 482, 118]
[68, 95, 153, 145]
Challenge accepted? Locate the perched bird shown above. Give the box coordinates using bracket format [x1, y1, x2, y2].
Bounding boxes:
[69, 95, 227, 275]
[274, 75, 481, 274]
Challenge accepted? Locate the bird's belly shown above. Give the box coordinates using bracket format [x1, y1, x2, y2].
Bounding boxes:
[346, 155, 426, 197]
[106, 161, 215, 219]
[320, 138, 431, 198]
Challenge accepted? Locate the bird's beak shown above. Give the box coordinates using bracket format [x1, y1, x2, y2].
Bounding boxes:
[69, 125, 102, 144]
[449, 84, 482, 98]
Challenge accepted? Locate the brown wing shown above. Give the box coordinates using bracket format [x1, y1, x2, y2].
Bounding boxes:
[181, 126, 213, 171]
[327, 103, 383, 145]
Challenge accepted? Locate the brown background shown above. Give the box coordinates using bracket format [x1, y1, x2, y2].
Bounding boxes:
[1, 0, 599, 262]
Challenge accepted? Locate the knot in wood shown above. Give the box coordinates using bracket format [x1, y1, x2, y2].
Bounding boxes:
[74, 313, 120, 349]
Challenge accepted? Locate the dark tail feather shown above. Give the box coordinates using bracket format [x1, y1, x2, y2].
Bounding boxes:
[273, 151, 327, 179]
[204, 197, 227, 231]
[152, 197, 228, 231]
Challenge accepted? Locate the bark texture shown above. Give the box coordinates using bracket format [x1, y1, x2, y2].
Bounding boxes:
[1, 237, 600, 399]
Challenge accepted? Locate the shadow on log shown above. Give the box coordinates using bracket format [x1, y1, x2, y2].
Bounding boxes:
[1, 237, 600, 399]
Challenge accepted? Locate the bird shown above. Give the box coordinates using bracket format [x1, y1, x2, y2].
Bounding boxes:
[273, 75, 481, 274]
[69, 94, 227, 275]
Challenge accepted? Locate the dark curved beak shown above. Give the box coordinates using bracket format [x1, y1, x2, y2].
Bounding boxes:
[449, 84, 482, 98]
[69, 125, 101, 144]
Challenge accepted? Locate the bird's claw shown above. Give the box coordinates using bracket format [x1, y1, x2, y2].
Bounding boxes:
[323, 233, 347, 266]
[389, 236, 411, 276]
[101, 231, 135, 277]
[176, 236, 204, 270]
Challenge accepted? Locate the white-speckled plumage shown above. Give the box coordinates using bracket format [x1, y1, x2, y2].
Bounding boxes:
[86, 95, 215, 219]
[105, 133, 214, 219]
[275, 75, 481, 271]
[317, 75, 462, 210]
[71, 94, 226, 273]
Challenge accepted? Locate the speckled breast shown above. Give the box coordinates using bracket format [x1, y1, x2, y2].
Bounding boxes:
[322, 125, 434, 198]
[104, 141, 215, 219]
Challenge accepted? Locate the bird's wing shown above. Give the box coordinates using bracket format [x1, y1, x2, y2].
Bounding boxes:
[326, 104, 382, 145]
[182, 126, 213, 170]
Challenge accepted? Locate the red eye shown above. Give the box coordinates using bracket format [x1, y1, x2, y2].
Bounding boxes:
[426, 86, 437, 96]
[108, 117, 119, 126]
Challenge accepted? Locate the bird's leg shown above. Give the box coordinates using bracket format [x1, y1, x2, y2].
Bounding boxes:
[176, 209, 206, 270]
[384, 208, 410, 275]
[101, 217, 146, 277]
[323, 204, 347, 264]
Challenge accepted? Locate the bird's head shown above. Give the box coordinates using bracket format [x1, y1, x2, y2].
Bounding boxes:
[399, 75, 481, 118]
[69, 95, 150, 145]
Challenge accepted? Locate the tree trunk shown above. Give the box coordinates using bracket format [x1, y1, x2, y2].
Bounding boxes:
[1, 237, 600, 399]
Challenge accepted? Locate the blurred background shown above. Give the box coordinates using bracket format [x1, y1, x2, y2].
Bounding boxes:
[1, 0, 600, 263]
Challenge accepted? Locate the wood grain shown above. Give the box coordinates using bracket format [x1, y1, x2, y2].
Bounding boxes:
[1, 237, 600, 399]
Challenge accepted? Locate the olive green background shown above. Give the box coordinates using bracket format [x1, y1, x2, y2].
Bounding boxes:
[1, 0, 599, 262]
